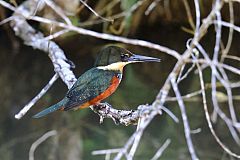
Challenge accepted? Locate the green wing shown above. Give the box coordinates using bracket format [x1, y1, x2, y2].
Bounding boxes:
[64, 68, 116, 110]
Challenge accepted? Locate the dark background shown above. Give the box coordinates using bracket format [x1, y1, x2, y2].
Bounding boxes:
[0, 0, 240, 159]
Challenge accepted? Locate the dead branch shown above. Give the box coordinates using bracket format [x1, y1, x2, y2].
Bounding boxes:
[0, 0, 240, 159]
[15, 74, 59, 119]
[0, 0, 77, 119]
[91, 103, 178, 126]
[194, 46, 240, 158]
[9, 0, 77, 89]
[91, 103, 147, 126]
[150, 139, 171, 160]
[171, 76, 198, 160]
[29, 130, 57, 160]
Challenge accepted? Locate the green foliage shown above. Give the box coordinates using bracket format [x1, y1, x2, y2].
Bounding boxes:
[121, 0, 138, 10]
[120, 0, 139, 32]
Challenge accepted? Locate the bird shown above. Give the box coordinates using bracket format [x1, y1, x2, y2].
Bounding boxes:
[33, 46, 160, 118]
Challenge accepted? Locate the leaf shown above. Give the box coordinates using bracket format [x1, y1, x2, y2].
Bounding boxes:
[120, 0, 139, 32]
[121, 0, 138, 10]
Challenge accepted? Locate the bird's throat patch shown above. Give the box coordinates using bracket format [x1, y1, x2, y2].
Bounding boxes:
[97, 62, 130, 72]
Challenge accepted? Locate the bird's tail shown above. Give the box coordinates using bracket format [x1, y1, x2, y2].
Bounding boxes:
[33, 98, 67, 118]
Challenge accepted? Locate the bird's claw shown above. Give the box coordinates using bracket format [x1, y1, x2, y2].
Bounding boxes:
[65, 59, 75, 69]
[110, 115, 120, 125]
[99, 115, 104, 124]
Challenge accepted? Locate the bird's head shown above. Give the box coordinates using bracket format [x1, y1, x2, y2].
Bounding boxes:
[95, 46, 160, 71]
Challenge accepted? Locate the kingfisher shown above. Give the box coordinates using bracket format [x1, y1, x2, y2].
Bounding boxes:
[33, 46, 160, 118]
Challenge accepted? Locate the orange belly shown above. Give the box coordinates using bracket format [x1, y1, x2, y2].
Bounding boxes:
[77, 76, 120, 109]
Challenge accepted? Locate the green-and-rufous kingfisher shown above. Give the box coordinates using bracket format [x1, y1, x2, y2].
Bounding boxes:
[33, 46, 160, 118]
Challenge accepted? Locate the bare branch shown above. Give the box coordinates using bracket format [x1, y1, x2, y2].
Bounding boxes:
[145, 0, 161, 15]
[150, 139, 171, 160]
[220, 0, 234, 62]
[213, 20, 240, 32]
[128, 118, 144, 159]
[217, 66, 240, 144]
[182, 0, 195, 29]
[91, 103, 179, 126]
[0, 0, 77, 119]
[79, 0, 113, 22]
[8, 0, 77, 88]
[92, 148, 122, 155]
[196, 43, 240, 129]
[0, 0, 16, 11]
[29, 130, 57, 160]
[43, 29, 70, 40]
[0, 15, 15, 25]
[1, 0, 240, 159]
[91, 103, 144, 126]
[195, 48, 240, 158]
[43, 0, 72, 25]
[92, 148, 122, 160]
[161, 106, 179, 123]
[223, 55, 240, 62]
[113, 111, 157, 160]
[193, 0, 200, 36]
[13, 14, 181, 60]
[15, 74, 59, 119]
[80, 0, 144, 27]
[166, 90, 202, 102]
[170, 76, 198, 160]
[177, 63, 196, 83]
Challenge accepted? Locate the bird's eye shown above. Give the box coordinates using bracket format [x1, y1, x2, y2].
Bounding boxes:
[121, 54, 130, 59]
[120, 54, 130, 61]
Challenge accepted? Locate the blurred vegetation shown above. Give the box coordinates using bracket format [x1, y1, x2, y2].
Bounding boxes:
[0, 0, 240, 160]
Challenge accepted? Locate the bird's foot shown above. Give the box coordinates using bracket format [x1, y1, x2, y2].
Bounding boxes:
[64, 59, 75, 69]
[92, 103, 120, 125]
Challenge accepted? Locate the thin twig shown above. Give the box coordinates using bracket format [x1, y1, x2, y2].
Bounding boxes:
[7, 0, 77, 119]
[92, 148, 122, 155]
[171, 76, 198, 160]
[28, 15, 181, 60]
[79, 0, 113, 22]
[0, 16, 15, 25]
[15, 74, 59, 119]
[128, 117, 144, 159]
[43, 0, 72, 25]
[113, 111, 157, 160]
[29, 130, 57, 160]
[8, 0, 77, 88]
[196, 43, 240, 128]
[182, 0, 195, 29]
[161, 106, 179, 123]
[217, 66, 240, 144]
[80, 0, 146, 27]
[193, 0, 201, 37]
[213, 20, 240, 32]
[220, 0, 234, 62]
[145, 0, 161, 15]
[195, 48, 240, 158]
[0, 0, 180, 59]
[150, 139, 171, 160]
[177, 63, 196, 83]
[166, 90, 202, 102]
[1, 0, 239, 159]
[223, 55, 240, 62]
[43, 29, 70, 40]
[0, 0, 16, 11]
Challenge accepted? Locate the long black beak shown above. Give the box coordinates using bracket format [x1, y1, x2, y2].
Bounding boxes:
[128, 54, 161, 63]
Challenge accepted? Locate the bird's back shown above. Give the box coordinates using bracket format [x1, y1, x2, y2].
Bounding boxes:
[64, 68, 122, 110]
